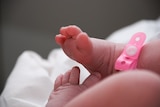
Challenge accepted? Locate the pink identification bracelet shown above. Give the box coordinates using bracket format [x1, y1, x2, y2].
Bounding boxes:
[115, 32, 146, 71]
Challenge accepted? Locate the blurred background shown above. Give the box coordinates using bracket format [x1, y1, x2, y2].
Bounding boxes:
[1, 0, 160, 93]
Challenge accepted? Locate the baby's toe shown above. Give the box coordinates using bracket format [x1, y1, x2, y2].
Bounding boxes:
[54, 74, 63, 90]
[69, 67, 80, 85]
[60, 25, 82, 38]
[62, 71, 71, 85]
[55, 34, 67, 45]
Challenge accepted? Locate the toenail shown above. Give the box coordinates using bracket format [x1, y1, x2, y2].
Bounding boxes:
[72, 66, 80, 71]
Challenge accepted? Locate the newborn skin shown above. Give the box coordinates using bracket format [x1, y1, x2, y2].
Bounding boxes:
[55, 25, 160, 77]
[46, 67, 101, 107]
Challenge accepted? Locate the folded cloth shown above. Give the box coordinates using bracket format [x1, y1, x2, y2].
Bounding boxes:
[107, 17, 160, 43]
[1, 17, 160, 107]
[0, 50, 89, 107]
[0, 51, 54, 107]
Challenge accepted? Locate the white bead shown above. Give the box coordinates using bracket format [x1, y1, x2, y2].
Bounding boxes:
[126, 46, 137, 56]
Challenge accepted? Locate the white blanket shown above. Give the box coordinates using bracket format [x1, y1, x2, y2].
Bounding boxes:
[1, 18, 160, 107]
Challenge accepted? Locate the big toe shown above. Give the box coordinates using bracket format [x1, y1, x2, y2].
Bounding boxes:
[69, 66, 80, 85]
[82, 72, 101, 88]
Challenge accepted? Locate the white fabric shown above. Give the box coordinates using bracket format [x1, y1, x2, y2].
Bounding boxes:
[107, 17, 160, 43]
[1, 17, 160, 107]
[0, 50, 89, 107]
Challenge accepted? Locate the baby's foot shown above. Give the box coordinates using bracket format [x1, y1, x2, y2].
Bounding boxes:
[55, 25, 124, 78]
[46, 67, 101, 107]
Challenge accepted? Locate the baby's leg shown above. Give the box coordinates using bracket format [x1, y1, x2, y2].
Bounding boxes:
[46, 67, 101, 107]
[55, 25, 124, 78]
[65, 70, 160, 107]
[55, 25, 160, 77]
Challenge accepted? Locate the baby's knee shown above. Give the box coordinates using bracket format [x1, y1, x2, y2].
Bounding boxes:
[107, 70, 160, 107]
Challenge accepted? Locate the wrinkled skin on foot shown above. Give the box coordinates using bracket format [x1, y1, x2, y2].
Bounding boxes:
[55, 25, 160, 78]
